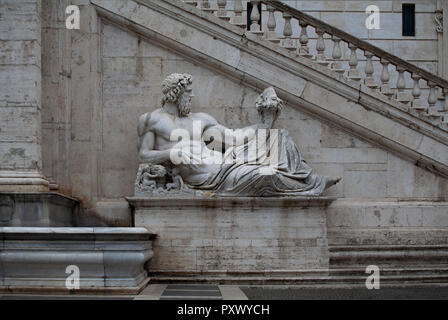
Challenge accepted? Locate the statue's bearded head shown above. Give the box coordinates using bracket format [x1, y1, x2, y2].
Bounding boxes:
[161, 73, 193, 117]
[255, 87, 283, 128]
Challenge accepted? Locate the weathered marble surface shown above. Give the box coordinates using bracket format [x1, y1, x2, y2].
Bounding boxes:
[0, 0, 48, 192]
[136, 77, 340, 197]
[0, 227, 155, 293]
[129, 196, 335, 277]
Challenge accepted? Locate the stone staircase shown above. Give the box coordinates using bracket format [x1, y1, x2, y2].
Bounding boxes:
[180, 0, 448, 128]
[329, 245, 448, 286]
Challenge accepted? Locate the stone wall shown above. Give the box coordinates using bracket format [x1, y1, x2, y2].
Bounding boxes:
[0, 0, 48, 191]
[35, 0, 448, 225]
[99, 21, 447, 198]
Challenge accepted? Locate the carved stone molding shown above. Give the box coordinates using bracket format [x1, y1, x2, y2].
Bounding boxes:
[435, 9, 443, 33]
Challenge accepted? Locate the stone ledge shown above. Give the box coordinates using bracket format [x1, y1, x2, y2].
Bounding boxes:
[0, 278, 150, 295]
[0, 171, 49, 192]
[0, 227, 156, 241]
[126, 196, 337, 209]
[0, 227, 155, 292]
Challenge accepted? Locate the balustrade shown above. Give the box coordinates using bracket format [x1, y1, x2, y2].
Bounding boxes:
[185, 0, 448, 127]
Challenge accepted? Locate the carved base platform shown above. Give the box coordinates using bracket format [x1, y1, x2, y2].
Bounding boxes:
[128, 197, 448, 286]
[128, 196, 336, 281]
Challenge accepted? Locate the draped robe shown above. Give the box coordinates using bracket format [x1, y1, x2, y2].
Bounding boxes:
[176, 129, 328, 197]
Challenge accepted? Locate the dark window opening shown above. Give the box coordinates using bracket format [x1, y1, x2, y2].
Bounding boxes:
[247, 2, 262, 31]
[402, 4, 415, 36]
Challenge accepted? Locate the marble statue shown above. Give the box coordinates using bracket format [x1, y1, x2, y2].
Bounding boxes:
[136, 73, 340, 197]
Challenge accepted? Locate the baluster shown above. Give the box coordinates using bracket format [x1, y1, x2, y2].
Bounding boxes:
[428, 83, 437, 108]
[428, 81, 438, 115]
[347, 43, 360, 81]
[249, 1, 261, 32]
[330, 36, 344, 74]
[364, 51, 377, 89]
[315, 28, 329, 66]
[298, 21, 312, 58]
[281, 13, 296, 51]
[217, 0, 230, 21]
[427, 82, 441, 121]
[395, 66, 412, 105]
[264, 5, 279, 43]
[380, 59, 394, 97]
[443, 88, 448, 124]
[230, 0, 246, 29]
[200, 0, 214, 13]
[184, 0, 198, 7]
[411, 74, 426, 111]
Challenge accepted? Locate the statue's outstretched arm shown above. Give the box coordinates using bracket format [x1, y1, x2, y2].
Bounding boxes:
[201, 113, 257, 150]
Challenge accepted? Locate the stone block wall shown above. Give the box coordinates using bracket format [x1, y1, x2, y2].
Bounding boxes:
[97, 21, 447, 199]
[0, 0, 48, 191]
[34, 0, 447, 225]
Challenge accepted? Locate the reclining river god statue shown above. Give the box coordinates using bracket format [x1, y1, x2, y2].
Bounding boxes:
[136, 73, 341, 197]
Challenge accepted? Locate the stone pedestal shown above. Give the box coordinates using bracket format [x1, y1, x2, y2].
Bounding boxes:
[127, 196, 335, 281]
[0, 227, 155, 294]
[128, 197, 448, 286]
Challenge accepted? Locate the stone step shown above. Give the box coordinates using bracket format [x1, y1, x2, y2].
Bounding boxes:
[329, 245, 448, 267]
[330, 267, 448, 276]
[160, 284, 223, 300]
[149, 275, 448, 286]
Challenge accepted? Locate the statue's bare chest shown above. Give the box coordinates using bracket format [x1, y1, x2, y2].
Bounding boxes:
[152, 115, 201, 142]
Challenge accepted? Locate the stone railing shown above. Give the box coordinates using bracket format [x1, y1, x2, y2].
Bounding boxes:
[182, 0, 448, 126]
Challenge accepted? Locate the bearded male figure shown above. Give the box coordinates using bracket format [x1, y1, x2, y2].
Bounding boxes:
[137, 73, 231, 188]
[137, 73, 340, 196]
